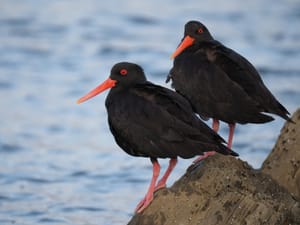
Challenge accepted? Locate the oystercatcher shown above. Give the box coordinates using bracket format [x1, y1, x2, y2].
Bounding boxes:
[78, 62, 238, 213]
[168, 20, 290, 150]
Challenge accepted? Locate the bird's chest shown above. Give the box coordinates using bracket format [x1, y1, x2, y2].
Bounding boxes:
[171, 53, 208, 92]
[105, 92, 152, 138]
[106, 94, 136, 129]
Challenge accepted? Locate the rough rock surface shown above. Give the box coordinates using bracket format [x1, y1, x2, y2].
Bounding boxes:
[127, 109, 300, 225]
[262, 109, 300, 198]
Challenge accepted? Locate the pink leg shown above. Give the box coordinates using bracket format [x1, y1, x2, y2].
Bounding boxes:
[193, 118, 220, 163]
[154, 158, 178, 191]
[212, 118, 220, 132]
[227, 123, 235, 149]
[135, 158, 160, 213]
[193, 151, 216, 163]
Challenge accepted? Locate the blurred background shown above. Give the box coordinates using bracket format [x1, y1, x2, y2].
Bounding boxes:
[0, 0, 299, 224]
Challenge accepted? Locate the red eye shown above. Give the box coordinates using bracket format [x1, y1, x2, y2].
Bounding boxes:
[197, 28, 203, 33]
[120, 69, 127, 76]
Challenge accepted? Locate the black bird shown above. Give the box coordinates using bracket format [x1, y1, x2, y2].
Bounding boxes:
[168, 20, 290, 150]
[77, 62, 238, 213]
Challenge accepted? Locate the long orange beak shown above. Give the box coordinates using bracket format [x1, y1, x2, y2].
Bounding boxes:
[170, 35, 195, 59]
[77, 78, 117, 104]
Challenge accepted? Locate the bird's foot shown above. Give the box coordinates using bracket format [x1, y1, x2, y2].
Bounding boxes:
[154, 182, 166, 192]
[193, 151, 215, 164]
[135, 193, 153, 213]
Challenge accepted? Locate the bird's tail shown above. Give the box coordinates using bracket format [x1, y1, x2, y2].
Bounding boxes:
[268, 102, 294, 123]
[216, 144, 239, 157]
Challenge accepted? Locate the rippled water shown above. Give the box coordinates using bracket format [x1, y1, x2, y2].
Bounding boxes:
[0, 0, 299, 224]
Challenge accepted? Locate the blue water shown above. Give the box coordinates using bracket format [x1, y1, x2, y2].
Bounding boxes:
[0, 0, 299, 224]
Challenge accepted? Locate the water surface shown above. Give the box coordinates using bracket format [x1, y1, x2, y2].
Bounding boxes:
[0, 0, 299, 224]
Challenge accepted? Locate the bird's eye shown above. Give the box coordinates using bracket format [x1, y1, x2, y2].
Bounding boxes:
[197, 28, 204, 34]
[120, 69, 128, 76]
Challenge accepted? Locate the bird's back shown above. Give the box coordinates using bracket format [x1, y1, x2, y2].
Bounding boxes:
[105, 82, 237, 159]
[170, 49, 275, 124]
[212, 42, 290, 121]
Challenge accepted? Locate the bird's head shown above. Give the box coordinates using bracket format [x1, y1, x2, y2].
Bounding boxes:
[77, 62, 146, 104]
[171, 20, 213, 59]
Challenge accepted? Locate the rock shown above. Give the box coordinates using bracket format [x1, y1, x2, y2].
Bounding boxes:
[262, 109, 300, 198]
[127, 109, 300, 225]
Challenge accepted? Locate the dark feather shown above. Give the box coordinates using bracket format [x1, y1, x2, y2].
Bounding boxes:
[106, 82, 237, 158]
[171, 51, 275, 124]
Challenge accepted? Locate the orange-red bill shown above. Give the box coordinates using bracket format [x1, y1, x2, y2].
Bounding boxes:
[77, 78, 117, 104]
[170, 35, 195, 59]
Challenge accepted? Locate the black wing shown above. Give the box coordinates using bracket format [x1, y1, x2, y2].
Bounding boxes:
[170, 52, 274, 124]
[106, 82, 237, 159]
[212, 41, 290, 120]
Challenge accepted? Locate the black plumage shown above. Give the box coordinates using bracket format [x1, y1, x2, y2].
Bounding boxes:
[168, 20, 291, 147]
[78, 62, 237, 213]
